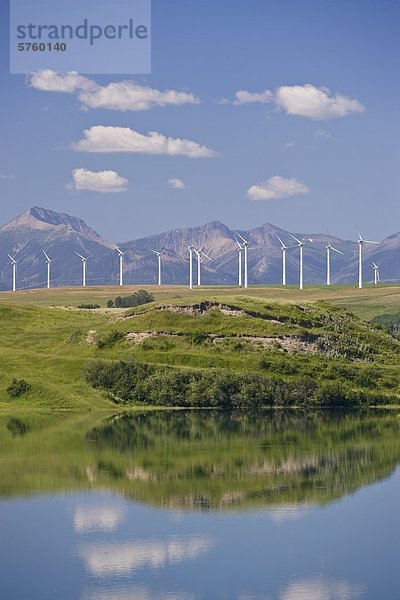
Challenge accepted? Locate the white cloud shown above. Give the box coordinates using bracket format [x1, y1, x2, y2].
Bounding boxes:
[230, 84, 364, 119]
[78, 536, 213, 576]
[29, 70, 96, 93]
[234, 90, 273, 105]
[285, 142, 296, 148]
[247, 176, 310, 201]
[168, 178, 185, 189]
[0, 174, 16, 180]
[29, 71, 199, 111]
[68, 168, 128, 193]
[78, 81, 199, 111]
[73, 505, 125, 533]
[275, 84, 365, 120]
[73, 126, 216, 158]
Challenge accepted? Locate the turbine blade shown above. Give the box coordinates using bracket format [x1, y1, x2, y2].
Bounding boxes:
[114, 244, 123, 255]
[235, 231, 248, 244]
[42, 250, 51, 261]
[364, 240, 379, 244]
[75, 252, 85, 260]
[276, 234, 286, 248]
[331, 246, 344, 255]
[289, 233, 301, 244]
[201, 251, 212, 261]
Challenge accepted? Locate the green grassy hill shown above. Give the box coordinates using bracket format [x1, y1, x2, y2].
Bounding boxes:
[1, 285, 400, 408]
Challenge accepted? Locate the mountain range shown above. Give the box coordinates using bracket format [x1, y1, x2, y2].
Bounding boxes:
[0, 206, 399, 290]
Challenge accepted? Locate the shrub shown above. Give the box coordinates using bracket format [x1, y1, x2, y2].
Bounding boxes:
[77, 304, 100, 309]
[7, 378, 31, 398]
[96, 330, 125, 349]
[108, 290, 154, 309]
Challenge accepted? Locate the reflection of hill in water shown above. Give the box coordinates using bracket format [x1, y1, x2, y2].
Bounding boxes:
[1, 411, 400, 511]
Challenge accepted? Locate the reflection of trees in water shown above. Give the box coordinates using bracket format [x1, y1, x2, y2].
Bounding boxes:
[6, 417, 31, 437]
[84, 411, 400, 510]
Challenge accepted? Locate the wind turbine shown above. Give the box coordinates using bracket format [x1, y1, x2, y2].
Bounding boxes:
[325, 243, 344, 286]
[149, 249, 165, 286]
[43, 250, 52, 289]
[357, 232, 379, 289]
[194, 247, 211, 286]
[372, 262, 380, 285]
[75, 252, 88, 287]
[289, 234, 313, 290]
[235, 232, 249, 288]
[276, 235, 290, 286]
[8, 254, 17, 292]
[188, 245, 194, 289]
[235, 238, 243, 287]
[114, 245, 124, 286]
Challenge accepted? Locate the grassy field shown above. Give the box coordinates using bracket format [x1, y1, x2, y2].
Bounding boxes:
[1, 284, 400, 409]
[1, 283, 400, 319]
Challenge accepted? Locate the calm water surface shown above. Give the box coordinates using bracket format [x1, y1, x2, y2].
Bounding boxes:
[0, 410, 399, 600]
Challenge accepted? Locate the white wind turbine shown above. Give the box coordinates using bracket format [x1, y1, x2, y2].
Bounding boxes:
[43, 250, 52, 289]
[357, 232, 379, 289]
[8, 254, 17, 292]
[194, 247, 211, 286]
[325, 243, 344, 286]
[289, 234, 313, 290]
[114, 245, 124, 286]
[235, 232, 249, 288]
[372, 262, 380, 285]
[276, 235, 291, 286]
[75, 252, 89, 287]
[149, 249, 165, 286]
[235, 238, 243, 287]
[188, 245, 194, 289]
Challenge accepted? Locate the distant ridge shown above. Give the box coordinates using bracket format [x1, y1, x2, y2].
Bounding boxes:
[0, 206, 399, 289]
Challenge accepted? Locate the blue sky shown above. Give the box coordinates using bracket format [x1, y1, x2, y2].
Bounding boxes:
[0, 0, 399, 242]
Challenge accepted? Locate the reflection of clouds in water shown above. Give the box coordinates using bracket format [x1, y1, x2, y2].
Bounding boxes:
[74, 505, 125, 533]
[82, 586, 195, 600]
[280, 578, 365, 600]
[79, 536, 214, 576]
[267, 504, 311, 524]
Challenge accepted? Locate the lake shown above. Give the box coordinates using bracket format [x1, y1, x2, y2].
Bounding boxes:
[0, 410, 399, 599]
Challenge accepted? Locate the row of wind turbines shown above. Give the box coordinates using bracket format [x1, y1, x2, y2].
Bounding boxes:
[6, 231, 380, 292]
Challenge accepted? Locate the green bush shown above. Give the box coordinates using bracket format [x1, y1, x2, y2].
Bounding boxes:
[77, 304, 100, 309]
[108, 290, 154, 309]
[96, 330, 125, 349]
[7, 378, 31, 398]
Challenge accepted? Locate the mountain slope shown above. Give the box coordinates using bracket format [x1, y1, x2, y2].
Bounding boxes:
[0, 206, 398, 289]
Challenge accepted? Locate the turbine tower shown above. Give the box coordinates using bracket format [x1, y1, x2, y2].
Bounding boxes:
[325, 244, 344, 286]
[188, 245, 194, 289]
[8, 254, 17, 292]
[194, 248, 211, 286]
[235, 232, 249, 288]
[289, 234, 313, 290]
[114, 245, 124, 286]
[43, 250, 52, 289]
[75, 252, 88, 287]
[357, 232, 379, 289]
[276, 235, 289, 286]
[372, 262, 380, 285]
[149, 249, 165, 286]
[235, 238, 243, 287]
